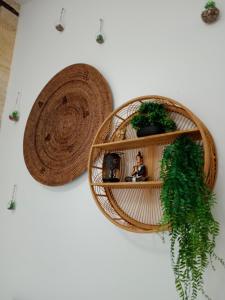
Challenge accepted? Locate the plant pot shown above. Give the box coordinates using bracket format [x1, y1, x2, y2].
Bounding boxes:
[103, 178, 120, 183]
[137, 124, 164, 137]
[201, 7, 220, 23]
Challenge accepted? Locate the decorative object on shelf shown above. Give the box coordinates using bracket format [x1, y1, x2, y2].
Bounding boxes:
[8, 184, 17, 210]
[114, 128, 126, 141]
[9, 92, 21, 122]
[202, 1, 220, 23]
[160, 135, 222, 300]
[96, 18, 105, 44]
[125, 151, 147, 182]
[130, 102, 176, 137]
[88, 95, 217, 233]
[23, 64, 113, 186]
[55, 8, 65, 32]
[102, 153, 121, 182]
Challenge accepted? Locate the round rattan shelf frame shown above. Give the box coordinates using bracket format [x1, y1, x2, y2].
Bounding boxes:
[88, 95, 217, 233]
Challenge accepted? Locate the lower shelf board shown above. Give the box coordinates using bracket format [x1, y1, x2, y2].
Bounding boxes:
[91, 181, 163, 189]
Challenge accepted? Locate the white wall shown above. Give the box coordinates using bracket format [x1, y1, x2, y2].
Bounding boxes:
[0, 1, 225, 299]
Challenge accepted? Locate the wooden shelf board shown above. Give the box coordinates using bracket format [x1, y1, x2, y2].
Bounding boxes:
[91, 181, 163, 189]
[93, 128, 201, 151]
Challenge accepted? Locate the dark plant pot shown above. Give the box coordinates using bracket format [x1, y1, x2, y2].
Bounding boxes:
[137, 124, 164, 137]
[201, 8, 220, 24]
[103, 178, 120, 183]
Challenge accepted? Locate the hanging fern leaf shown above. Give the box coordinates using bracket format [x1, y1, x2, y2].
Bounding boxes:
[160, 135, 220, 300]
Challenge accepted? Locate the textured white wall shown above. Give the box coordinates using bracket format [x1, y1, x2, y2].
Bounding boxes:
[0, 1, 225, 299]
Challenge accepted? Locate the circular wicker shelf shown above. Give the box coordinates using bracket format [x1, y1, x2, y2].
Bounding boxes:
[88, 95, 217, 233]
[24, 64, 113, 186]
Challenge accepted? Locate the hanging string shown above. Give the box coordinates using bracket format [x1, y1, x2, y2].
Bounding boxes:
[15, 91, 21, 107]
[99, 18, 103, 34]
[14, 91, 22, 114]
[60, 8, 65, 23]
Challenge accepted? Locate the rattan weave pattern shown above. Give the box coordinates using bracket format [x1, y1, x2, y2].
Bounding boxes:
[88, 96, 217, 233]
[24, 64, 113, 186]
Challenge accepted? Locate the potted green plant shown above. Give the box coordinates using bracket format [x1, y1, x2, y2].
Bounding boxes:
[202, 1, 220, 24]
[160, 135, 223, 300]
[96, 18, 105, 44]
[130, 102, 176, 137]
[8, 199, 16, 210]
[9, 110, 19, 122]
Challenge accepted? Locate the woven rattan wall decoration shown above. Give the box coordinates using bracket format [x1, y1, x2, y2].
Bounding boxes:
[88, 95, 217, 233]
[24, 64, 113, 186]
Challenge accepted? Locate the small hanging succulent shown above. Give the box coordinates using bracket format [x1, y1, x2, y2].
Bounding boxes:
[96, 18, 105, 44]
[96, 33, 104, 44]
[9, 92, 21, 122]
[8, 185, 17, 211]
[9, 110, 19, 122]
[202, 1, 220, 23]
[55, 8, 65, 32]
[8, 200, 16, 210]
[205, 0, 216, 9]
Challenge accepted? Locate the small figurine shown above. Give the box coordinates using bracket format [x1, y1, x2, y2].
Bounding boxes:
[114, 128, 126, 141]
[102, 153, 121, 182]
[125, 151, 147, 182]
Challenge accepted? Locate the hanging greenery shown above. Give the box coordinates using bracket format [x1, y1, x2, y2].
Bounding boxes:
[160, 135, 222, 300]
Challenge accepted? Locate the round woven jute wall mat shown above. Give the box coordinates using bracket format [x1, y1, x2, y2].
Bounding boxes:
[24, 64, 113, 186]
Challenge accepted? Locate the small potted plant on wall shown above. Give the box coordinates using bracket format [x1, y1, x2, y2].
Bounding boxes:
[9, 110, 19, 122]
[202, 0, 220, 24]
[130, 102, 176, 137]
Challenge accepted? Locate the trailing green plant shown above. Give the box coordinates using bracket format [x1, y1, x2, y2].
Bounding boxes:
[205, 0, 216, 9]
[130, 102, 176, 132]
[160, 135, 221, 300]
